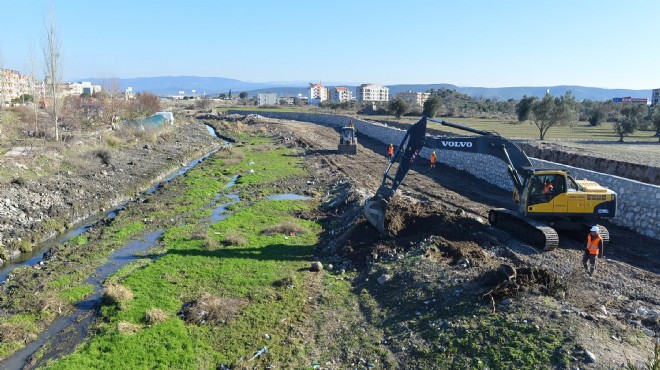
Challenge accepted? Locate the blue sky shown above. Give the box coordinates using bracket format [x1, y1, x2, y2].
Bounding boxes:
[1, 0, 658, 89]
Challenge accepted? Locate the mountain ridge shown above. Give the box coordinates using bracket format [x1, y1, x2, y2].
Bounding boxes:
[77, 76, 653, 101]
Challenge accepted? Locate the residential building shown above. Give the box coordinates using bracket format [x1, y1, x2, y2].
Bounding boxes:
[258, 93, 278, 106]
[60, 81, 103, 97]
[309, 82, 328, 102]
[652, 89, 660, 106]
[396, 91, 431, 106]
[0, 68, 34, 104]
[356, 83, 389, 102]
[329, 86, 353, 102]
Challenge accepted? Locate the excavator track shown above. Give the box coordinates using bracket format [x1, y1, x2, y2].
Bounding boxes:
[488, 209, 559, 251]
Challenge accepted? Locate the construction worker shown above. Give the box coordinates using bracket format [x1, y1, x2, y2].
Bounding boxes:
[387, 144, 394, 160]
[582, 226, 604, 276]
[543, 179, 554, 194]
[430, 151, 437, 168]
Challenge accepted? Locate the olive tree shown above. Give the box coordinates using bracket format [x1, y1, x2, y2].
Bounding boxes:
[422, 96, 442, 118]
[613, 104, 645, 142]
[388, 98, 409, 119]
[653, 107, 660, 142]
[530, 92, 577, 140]
[515, 95, 536, 122]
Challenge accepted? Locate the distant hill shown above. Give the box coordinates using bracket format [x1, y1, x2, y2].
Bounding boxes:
[77, 76, 652, 101]
[81, 76, 293, 96]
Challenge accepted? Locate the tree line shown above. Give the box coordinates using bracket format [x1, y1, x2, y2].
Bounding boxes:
[381, 88, 660, 142]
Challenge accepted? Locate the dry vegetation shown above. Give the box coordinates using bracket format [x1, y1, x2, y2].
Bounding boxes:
[102, 283, 134, 306]
[261, 221, 308, 236]
[181, 293, 248, 326]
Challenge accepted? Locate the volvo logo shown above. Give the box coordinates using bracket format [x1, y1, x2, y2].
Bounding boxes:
[440, 141, 473, 148]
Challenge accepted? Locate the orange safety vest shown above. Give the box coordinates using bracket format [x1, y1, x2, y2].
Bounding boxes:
[430, 153, 437, 163]
[387, 146, 394, 155]
[586, 234, 601, 255]
[543, 184, 553, 193]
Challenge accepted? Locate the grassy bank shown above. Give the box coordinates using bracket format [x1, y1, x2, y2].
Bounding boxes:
[42, 130, 323, 369]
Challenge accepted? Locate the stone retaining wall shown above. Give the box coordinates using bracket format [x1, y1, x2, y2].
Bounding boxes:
[229, 110, 660, 240]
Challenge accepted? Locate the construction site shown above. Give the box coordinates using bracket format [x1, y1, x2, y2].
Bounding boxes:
[0, 110, 658, 369]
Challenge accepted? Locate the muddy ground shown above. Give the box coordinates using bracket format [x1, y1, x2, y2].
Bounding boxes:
[251, 117, 660, 368]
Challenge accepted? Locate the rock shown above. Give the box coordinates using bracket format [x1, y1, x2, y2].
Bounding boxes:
[310, 261, 323, 272]
[377, 274, 392, 285]
[501, 299, 512, 305]
[327, 264, 333, 271]
[642, 328, 655, 337]
[637, 307, 649, 315]
[584, 349, 596, 363]
[598, 305, 608, 315]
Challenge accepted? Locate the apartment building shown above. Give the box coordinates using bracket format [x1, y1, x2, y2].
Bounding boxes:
[309, 82, 328, 105]
[61, 81, 103, 97]
[653, 88, 660, 106]
[329, 86, 353, 102]
[257, 92, 278, 106]
[356, 83, 389, 102]
[396, 91, 431, 106]
[0, 68, 34, 104]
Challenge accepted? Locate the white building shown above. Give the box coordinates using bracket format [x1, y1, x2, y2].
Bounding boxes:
[61, 81, 102, 97]
[329, 86, 353, 103]
[309, 82, 328, 102]
[257, 93, 278, 106]
[356, 83, 389, 102]
[396, 91, 431, 107]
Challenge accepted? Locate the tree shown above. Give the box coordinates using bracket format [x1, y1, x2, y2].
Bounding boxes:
[218, 93, 226, 99]
[422, 96, 442, 117]
[515, 95, 535, 122]
[530, 92, 577, 140]
[588, 106, 606, 126]
[613, 104, 645, 142]
[43, 10, 62, 141]
[135, 92, 161, 117]
[652, 107, 660, 142]
[388, 98, 409, 119]
[239, 92, 248, 99]
[103, 77, 123, 126]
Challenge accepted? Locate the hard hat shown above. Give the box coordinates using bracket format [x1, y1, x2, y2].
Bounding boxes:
[590, 226, 599, 232]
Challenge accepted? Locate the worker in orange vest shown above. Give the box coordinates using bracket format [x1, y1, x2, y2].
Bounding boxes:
[387, 144, 394, 160]
[582, 226, 604, 276]
[430, 151, 437, 168]
[543, 180, 554, 194]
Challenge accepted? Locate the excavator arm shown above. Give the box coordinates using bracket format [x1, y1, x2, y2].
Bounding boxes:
[364, 116, 534, 233]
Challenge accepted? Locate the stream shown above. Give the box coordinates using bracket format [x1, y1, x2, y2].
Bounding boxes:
[0, 124, 222, 284]
[1, 124, 236, 370]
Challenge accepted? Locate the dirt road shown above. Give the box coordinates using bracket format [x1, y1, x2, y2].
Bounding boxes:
[267, 118, 660, 367]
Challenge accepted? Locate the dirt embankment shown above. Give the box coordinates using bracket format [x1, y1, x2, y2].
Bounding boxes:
[264, 117, 660, 368]
[0, 120, 220, 261]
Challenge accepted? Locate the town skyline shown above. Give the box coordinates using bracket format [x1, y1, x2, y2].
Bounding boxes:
[1, 0, 659, 90]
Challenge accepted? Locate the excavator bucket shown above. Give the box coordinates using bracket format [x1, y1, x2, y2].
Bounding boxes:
[364, 196, 388, 234]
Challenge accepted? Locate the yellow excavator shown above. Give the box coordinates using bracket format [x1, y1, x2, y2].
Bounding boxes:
[364, 117, 617, 250]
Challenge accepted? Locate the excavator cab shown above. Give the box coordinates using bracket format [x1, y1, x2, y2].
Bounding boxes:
[338, 123, 358, 155]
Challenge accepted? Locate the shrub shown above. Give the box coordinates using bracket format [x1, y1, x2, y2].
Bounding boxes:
[94, 149, 112, 166]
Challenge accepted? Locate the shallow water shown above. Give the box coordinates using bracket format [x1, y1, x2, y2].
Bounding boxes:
[266, 193, 312, 201]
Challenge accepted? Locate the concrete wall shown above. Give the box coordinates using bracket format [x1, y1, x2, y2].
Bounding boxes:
[229, 110, 660, 240]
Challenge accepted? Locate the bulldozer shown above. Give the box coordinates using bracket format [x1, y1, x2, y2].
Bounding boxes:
[338, 122, 358, 155]
[364, 116, 617, 251]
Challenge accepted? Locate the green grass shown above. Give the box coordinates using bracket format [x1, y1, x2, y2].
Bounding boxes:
[46, 133, 323, 369]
